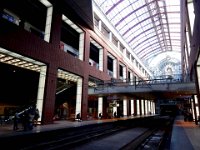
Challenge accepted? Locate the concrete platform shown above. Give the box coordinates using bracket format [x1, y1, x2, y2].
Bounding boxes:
[170, 115, 200, 150]
[0, 115, 154, 138]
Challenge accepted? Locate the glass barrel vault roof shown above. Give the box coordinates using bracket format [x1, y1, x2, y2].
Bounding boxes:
[93, 0, 181, 72]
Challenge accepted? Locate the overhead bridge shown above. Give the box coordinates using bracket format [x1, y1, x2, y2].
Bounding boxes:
[88, 79, 196, 99]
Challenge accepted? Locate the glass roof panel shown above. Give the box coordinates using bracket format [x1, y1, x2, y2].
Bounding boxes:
[93, 0, 181, 76]
[140, 46, 161, 58]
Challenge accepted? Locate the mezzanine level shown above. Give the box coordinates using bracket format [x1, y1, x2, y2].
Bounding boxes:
[88, 77, 196, 100]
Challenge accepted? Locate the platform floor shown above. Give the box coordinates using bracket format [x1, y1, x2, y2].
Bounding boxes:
[0, 115, 149, 138]
[170, 115, 200, 150]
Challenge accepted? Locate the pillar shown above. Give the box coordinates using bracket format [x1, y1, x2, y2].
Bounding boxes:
[36, 66, 47, 122]
[113, 59, 117, 78]
[99, 48, 103, 71]
[42, 65, 57, 124]
[79, 33, 85, 61]
[44, 4, 53, 42]
[141, 100, 144, 115]
[123, 99, 127, 116]
[75, 78, 83, 118]
[136, 99, 140, 115]
[123, 65, 126, 82]
[131, 99, 134, 116]
[98, 97, 103, 117]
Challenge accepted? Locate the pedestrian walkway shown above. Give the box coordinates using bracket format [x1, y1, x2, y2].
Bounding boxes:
[0, 118, 116, 137]
[170, 115, 200, 150]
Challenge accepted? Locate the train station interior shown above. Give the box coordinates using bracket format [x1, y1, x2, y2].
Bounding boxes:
[0, 0, 200, 149]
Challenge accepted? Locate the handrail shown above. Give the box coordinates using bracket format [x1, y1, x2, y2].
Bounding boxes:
[4, 105, 35, 123]
[94, 76, 194, 90]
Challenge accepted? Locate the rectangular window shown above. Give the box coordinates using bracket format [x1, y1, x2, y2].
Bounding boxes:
[119, 65, 123, 77]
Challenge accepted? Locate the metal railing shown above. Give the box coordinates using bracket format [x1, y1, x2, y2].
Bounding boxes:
[94, 74, 193, 90]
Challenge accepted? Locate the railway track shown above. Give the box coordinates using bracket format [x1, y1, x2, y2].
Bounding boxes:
[0, 116, 173, 150]
[120, 128, 158, 150]
[21, 125, 127, 150]
[70, 116, 173, 150]
[21, 126, 159, 150]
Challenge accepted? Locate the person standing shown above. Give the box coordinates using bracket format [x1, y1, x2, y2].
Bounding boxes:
[34, 108, 40, 126]
[98, 112, 102, 119]
[13, 111, 20, 130]
[21, 110, 29, 131]
[76, 113, 81, 122]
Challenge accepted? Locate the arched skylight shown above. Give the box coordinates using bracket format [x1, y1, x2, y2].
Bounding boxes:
[93, 0, 181, 75]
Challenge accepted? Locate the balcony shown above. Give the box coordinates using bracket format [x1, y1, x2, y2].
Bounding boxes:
[107, 70, 113, 77]
[60, 42, 79, 58]
[89, 59, 99, 69]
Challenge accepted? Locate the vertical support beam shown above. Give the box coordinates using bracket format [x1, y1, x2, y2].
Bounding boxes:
[44, 5, 53, 42]
[103, 97, 107, 119]
[131, 99, 134, 116]
[145, 100, 148, 115]
[153, 101, 156, 114]
[194, 63, 200, 122]
[133, 100, 136, 115]
[103, 48, 108, 75]
[99, 48, 103, 71]
[36, 66, 47, 122]
[127, 100, 130, 116]
[75, 78, 83, 117]
[42, 65, 57, 124]
[81, 32, 90, 120]
[50, 6, 62, 47]
[79, 33, 85, 61]
[123, 65, 127, 82]
[180, 0, 186, 77]
[130, 72, 133, 85]
[146, 100, 148, 115]
[140, 100, 142, 115]
[151, 101, 154, 114]
[194, 95, 199, 122]
[141, 100, 144, 115]
[136, 99, 140, 115]
[149, 101, 152, 114]
[143, 100, 145, 115]
[191, 98, 194, 118]
[144, 100, 147, 115]
[148, 100, 151, 114]
[113, 59, 118, 78]
[123, 99, 127, 116]
[98, 97, 103, 117]
[192, 95, 198, 124]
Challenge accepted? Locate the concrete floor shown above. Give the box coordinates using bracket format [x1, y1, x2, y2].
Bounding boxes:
[170, 115, 200, 150]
